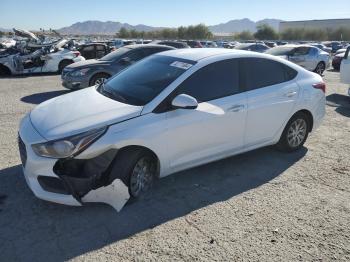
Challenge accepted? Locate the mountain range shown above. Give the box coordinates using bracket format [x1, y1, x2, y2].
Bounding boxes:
[0, 19, 283, 35]
[56, 18, 283, 35]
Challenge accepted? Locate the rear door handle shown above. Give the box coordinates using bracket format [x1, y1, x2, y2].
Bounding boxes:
[284, 91, 297, 97]
[227, 104, 245, 112]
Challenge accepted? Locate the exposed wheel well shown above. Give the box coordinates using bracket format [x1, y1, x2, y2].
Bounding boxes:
[115, 145, 160, 177]
[292, 109, 314, 132]
[58, 59, 74, 73]
[0, 64, 11, 76]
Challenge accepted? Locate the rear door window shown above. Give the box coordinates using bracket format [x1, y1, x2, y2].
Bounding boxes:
[241, 58, 296, 91]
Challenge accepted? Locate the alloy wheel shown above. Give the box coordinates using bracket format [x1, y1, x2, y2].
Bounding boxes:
[316, 63, 325, 75]
[94, 78, 107, 85]
[129, 157, 155, 197]
[287, 119, 307, 148]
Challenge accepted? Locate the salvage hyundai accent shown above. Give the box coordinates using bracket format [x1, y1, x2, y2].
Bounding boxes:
[18, 49, 326, 210]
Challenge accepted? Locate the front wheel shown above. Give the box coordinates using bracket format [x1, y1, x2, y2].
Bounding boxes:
[276, 113, 310, 152]
[109, 149, 157, 199]
[89, 73, 110, 86]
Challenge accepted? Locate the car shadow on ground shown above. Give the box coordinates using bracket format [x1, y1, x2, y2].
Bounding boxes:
[0, 146, 307, 261]
[0, 72, 60, 79]
[21, 90, 70, 104]
[326, 93, 350, 117]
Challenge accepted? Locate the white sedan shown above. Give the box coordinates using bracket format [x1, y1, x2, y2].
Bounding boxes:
[18, 49, 326, 210]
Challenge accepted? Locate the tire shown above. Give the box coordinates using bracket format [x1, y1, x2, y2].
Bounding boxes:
[314, 62, 325, 75]
[89, 73, 110, 86]
[58, 60, 73, 73]
[108, 149, 157, 199]
[276, 112, 310, 152]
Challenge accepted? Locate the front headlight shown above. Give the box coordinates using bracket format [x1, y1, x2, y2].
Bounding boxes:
[32, 127, 107, 158]
[70, 68, 90, 77]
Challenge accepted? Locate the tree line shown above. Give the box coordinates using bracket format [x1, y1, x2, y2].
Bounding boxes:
[116, 23, 350, 41]
[224, 24, 350, 41]
[116, 24, 213, 40]
[1, 23, 349, 41]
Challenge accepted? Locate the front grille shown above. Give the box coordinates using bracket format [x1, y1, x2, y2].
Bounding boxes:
[18, 135, 27, 167]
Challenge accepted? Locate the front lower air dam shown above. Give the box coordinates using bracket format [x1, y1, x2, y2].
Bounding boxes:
[53, 149, 130, 212]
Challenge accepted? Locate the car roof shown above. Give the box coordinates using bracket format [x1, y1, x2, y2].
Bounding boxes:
[127, 44, 175, 49]
[157, 48, 266, 61]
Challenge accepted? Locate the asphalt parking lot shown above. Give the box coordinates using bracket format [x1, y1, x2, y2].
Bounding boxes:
[0, 71, 349, 261]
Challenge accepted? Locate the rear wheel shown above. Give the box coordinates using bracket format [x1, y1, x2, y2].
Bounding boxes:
[276, 113, 310, 152]
[314, 62, 325, 75]
[89, 73, 110, 86]
[109, 149, 157, 199]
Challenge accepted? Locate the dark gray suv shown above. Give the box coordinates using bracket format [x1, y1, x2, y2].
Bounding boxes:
[61, 44, 175, 89]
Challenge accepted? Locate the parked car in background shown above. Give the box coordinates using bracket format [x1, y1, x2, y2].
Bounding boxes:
[340, 46, 350, 96]
[77, 43, 109, 60]
[61, 44, 174, 89]
[234, 43, 270, 53]
[335, 45, 349, 55]
[265, 41, 277, 48]
[324, 41, 343, 53]
[332, 51, 345, 71]
[0, 39, 84, 76]
[201, 41, 218, 48]
[150, 40, 190, 49]
[310, 43, 332, 54]
[185, 40, 203, 48]
[19, 48, 325, 208]
[265, 45, 330, 75]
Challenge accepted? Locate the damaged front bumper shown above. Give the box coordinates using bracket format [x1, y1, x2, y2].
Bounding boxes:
[19, 115, 130, 211]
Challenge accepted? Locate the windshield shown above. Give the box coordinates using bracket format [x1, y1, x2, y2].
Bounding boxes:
[99, 47, 131, 61]
[98, 55, 195, 106]
[265, 46, 295, 56]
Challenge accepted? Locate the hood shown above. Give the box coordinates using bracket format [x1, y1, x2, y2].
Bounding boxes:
[66, 59, 109, 69]
[277, 55, 288, 60]
[13, 28, 39, 41]
[30, 87, 142, 140]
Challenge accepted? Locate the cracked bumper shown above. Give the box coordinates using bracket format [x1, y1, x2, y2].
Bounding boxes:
[19, 115, 81, 206]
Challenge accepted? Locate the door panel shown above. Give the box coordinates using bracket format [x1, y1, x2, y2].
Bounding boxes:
[241, 57, 299, 147]
[245, 81, 299, 146]
[165, 93, 247, 170]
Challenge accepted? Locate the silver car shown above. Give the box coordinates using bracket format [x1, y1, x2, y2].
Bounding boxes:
[265, 45, 330, 75]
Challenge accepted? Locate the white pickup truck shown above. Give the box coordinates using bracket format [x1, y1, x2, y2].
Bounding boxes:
[340, 46, 350, 96]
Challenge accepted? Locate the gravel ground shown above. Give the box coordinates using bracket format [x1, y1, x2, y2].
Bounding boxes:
[0, 71, 349, 262]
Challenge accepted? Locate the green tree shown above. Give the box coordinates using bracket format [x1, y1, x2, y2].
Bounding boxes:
[254, 24, 279, 40]
[117, 27, 130, 38]
[234, 30, 255, 40]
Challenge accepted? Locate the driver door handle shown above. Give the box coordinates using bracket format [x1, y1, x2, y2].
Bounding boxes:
[284, 91, 297, 97]
[227, 104, 245, 112]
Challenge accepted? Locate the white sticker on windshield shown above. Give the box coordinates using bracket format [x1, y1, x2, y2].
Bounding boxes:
[170, 61, 193, 70]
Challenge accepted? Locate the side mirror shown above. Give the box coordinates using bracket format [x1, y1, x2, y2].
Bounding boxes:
[120, 57, 131, 65]
[171, 94, 198, 110]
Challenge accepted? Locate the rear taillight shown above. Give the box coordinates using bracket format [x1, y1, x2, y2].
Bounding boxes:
[73, 51, 80, 57]
[313, 82, 326, 93]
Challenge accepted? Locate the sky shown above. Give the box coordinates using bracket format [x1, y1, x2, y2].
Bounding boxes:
[1, 0, 350, 30]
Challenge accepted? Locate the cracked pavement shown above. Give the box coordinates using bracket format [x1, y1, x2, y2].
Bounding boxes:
[0, 71, 349, 261]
